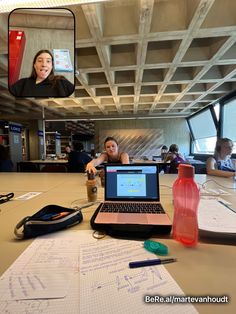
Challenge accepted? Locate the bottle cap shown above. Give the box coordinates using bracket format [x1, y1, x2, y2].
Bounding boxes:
[178, 164, 194, 178]
[144, 240, 168, 255]
[87, 172, 95, 180]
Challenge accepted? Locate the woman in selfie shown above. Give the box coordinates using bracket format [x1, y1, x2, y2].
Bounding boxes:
[9, 49, 74, 97]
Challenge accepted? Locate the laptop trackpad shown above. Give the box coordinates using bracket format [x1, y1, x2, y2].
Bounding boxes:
[117, 214, 148, 224]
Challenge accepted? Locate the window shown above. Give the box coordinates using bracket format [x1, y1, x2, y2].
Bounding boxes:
[214, 103, 220, 121]
[187, 106, 217, 154]
[221, 97, 236, 154]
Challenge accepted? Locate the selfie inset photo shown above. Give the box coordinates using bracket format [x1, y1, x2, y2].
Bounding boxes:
[8, 8, 75, 98]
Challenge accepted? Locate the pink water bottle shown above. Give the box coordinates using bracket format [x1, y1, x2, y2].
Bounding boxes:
[172, 164, 200, 247]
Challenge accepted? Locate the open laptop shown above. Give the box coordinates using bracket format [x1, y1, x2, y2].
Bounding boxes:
[94, 164, 172, 228]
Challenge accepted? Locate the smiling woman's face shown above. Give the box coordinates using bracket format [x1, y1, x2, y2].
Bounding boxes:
[34, 52, 53, 82]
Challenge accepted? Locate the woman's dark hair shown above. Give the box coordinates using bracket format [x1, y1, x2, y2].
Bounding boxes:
[30, 49, 65, 86]
[161, 145, 168, 150]
[104, 137, 118, 146]
[169, 144, 179, 153]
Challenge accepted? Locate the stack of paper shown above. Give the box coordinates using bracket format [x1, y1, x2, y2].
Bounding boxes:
[0, 231, 198, 313]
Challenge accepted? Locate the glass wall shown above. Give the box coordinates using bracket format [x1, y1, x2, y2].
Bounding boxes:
[221, 96, 236, 154]
[187, 106, 217, 154]
[187, 90, 236, 155]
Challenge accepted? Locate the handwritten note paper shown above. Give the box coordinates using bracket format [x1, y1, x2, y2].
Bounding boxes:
[0, 230, 96, 314]
[0, 272, 72, 300]
[79, 239, 197, 314]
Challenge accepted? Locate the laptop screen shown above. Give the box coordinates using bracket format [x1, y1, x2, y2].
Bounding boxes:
[105, 164, 159, 201]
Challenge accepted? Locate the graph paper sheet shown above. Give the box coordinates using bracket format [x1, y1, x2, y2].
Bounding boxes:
[79, 239, 198, 314]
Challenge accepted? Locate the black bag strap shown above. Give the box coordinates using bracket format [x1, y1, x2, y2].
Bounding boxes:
[0, 192, 14, 204]
[14, 216, 30, 239]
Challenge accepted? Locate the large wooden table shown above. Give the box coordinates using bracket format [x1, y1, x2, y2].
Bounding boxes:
[0, 172, 236, 314]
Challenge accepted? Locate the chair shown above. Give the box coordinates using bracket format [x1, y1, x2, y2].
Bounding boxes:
[167, 162, 190, 174]
[67, 162, 85, 173]
[158, 162, 168, 173]
[167, 162, 180, 174]
[41, 165, 68, 172]
[152, 155, 161, 161]
[18, 162, 39, 172]
[194, 164, 207, 174]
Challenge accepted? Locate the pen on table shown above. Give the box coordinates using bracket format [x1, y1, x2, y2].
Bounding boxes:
[218, 200, 236, 214]
[129, 258, 177, 268]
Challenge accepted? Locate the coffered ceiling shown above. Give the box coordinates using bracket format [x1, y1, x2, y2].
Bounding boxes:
[1, 0, 236, 121]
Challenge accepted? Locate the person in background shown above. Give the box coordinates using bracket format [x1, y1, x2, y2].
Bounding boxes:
[164, 144, 185, 173]
[67, 142, 92, 173]
[206, 138, 235, 178]
[160, 145, 168, 161]
[65, 145, 71, 153]
[9, 49, 74, 97]
[86, 137, 129, 174]
[158, 145, 169, 173]
[64, 145, 72, 160]
[0, 144, 13, 172]
[164, 144, 185, 163]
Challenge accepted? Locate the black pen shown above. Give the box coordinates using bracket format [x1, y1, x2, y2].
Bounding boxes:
[218, 200, 236, 214]
[129, 258, 177, 268]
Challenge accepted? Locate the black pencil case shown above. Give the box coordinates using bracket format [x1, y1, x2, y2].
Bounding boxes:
[14, 204, 83, 239]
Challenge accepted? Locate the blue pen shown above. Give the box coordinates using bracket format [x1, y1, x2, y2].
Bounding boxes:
[129, 258, 177, 268]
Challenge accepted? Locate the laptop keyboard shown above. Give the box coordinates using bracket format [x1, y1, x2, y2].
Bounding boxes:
[100, 203, 165, 214]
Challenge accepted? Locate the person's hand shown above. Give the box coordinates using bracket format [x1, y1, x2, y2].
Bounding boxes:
[86, 163, 97, 174]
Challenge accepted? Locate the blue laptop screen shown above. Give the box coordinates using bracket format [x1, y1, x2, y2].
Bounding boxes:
[105, 164, 159, 201]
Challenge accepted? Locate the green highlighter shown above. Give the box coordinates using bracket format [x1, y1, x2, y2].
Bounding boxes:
[144, 240, 168, 256]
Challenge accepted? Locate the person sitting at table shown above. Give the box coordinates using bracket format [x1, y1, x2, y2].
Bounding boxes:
[67, 142, 92, 173]
[164, 144, 186, 173]
[164, 144, 185, 163]
[86, 136, 129, 174]
[64, 145, 72, 160]
[158, 145, 169, 173]
[206, 138, 235, 178]
[0, 144, 13, 172]
[9, 49, 74, 97]
[160, 145, 168, 161]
